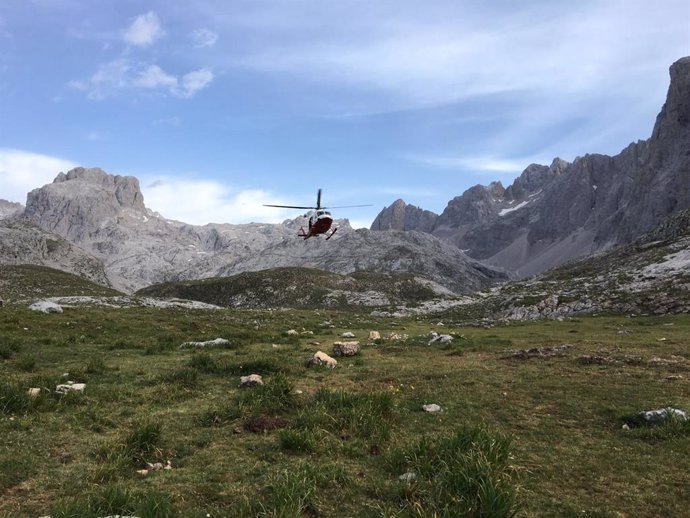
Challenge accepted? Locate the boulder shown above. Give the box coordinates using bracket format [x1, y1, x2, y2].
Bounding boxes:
[239, 374, 264, 387]
[332, 341, 360, 357]
[309, 351, 337, 368]
[29, 300, 63, 313]
[368, 331, 381, 341]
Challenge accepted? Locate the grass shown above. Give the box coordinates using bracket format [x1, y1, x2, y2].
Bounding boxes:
[0, 304, 689, 517]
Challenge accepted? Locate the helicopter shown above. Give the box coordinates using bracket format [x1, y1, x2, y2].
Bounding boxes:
[264, 189, 370, 240]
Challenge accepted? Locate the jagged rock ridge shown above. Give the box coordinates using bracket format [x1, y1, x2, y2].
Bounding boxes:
[371, 57, 690, 277]
[15, 167, 505, 293]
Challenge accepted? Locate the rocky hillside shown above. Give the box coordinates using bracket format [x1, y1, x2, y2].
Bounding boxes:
[137, 266, 460, 309]
[372, 57, 690, 277]
[15, 167, 505, 294]
[0, 218, 111, 286]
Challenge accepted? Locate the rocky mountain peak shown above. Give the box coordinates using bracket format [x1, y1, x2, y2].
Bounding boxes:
[24, 167, 146, 241]
[651, 56, 690, 144]
[370, 199, 438, 232]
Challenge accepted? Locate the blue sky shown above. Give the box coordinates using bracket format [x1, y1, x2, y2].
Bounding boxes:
[0, 0, 688, 228]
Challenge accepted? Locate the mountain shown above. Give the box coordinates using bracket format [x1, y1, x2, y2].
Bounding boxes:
[371, 56, 690, 277]
[0, 200, 23, 220]
[0, 218, 111, 287]
[492, 207, 690, 320]
[16, 167, 505, 293]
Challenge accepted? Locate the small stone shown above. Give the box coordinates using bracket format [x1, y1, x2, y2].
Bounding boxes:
[368, 331, 381, 341]
[27, 388, 41, 397]
[622, 424, 630, 430]
[239, 374, 264, 387]
[422, 404, 442, 413]
[286, 329, 299, 336]
[309, 351, 337, 368]
[309, 341, 321, 346]
[399, 472, 416, 482]
[55, 383, 85, 394]
[341, 332, 355, 338]
[294, 389, 303, 395]
[240, 374, 264, 387]
[300, 330, 314, 335]
[136, 469, 149, 476]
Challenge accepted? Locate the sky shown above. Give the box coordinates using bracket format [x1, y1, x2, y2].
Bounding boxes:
[0, 0, 688, 229]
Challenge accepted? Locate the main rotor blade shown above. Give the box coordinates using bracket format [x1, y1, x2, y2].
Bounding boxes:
[263, 204, 316, 210]
[323, 204, 373, 209]
[316, 188, 322, 210]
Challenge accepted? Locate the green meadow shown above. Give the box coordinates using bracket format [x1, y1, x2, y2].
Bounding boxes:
[1, 304, 688, 517]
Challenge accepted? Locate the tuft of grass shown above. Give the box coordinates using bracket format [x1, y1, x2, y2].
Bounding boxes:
[162, 367, 199, 389]
[85, 357, 106, 374]
[279, 429, 316, 454]
[386, 424, 521, 517]
[124, 422, 164, 465]
[240, 463, 351, 517]
[236, 373, 296, 415]
[51, 485, 177, 518]
[14, 353, 36, 372]
[0, 381, 30, 414]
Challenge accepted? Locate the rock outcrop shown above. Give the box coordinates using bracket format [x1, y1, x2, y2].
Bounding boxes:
[370, 199, 438, 232]
[371, 57, 690, 278]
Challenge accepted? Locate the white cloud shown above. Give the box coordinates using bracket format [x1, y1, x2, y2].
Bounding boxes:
[0, 149, 77, 204]
[70, 60, 212, 99]
[229, 0, 688, 110]
[123, 12, 164, 47]
[173, 68, 214, 98]
[405, 154, 550, 175]
[140, 175, 295, 225]
[133, 65, 177, 89]
[190, 28, 218, 48]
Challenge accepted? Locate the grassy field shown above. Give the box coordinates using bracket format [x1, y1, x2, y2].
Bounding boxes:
[1, 303, 688, 517]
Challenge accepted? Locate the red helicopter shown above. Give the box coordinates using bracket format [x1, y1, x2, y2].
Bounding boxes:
[264, 188, 370, 240]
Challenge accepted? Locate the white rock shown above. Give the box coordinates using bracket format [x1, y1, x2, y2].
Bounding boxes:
[368, 331, 381, 340]
[309, 351, 337, 368]
[428, 333, 453, 345]
[179, 338, 229, 348]
[286, 329, 299, 336]
[399, 472, 416, 481]
[638, 407, 687, 423]
[422, 404, 442, 413]
[239, 374, 264, 387]
[27, 388, 41, 397]
[341, 332, 355, 338]
[332, 341, 360, 357]
[55, 383, 85, 394]
[29, 300, 63, 314]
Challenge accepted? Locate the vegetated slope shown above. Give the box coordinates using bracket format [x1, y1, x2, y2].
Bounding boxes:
[136, 266, 461, 308]
[0, 264, 122, 303]
[491, 208, 690, 319]
[372, 56, 690, 277]
[0, 218, 111, 287]
[219, 229, 507, 295]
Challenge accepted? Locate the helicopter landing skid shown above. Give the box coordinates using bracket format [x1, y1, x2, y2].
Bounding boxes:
[325, 227, 338, 240]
